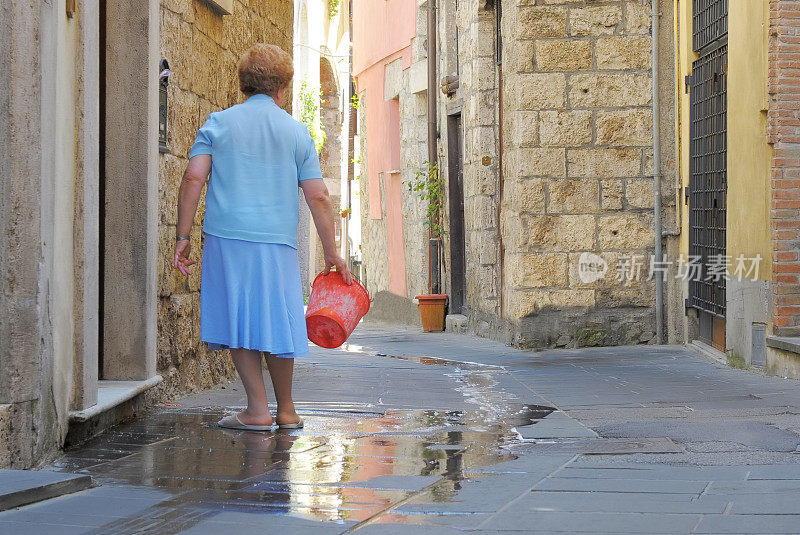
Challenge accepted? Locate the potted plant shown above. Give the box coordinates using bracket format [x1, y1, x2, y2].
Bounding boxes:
[409, 162, 448, 332]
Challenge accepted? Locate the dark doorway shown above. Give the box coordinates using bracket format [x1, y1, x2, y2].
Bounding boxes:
[98, 0, 107, 378]
[447, 113, 466, 315]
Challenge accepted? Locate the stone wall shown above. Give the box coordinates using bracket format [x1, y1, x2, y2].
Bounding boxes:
[451, 1, 504, 336]
[500, 0, 657, 348]
[157, 0, 294, 394]
[0, 0, 59, 469]
[318, 56, 343, 272]
[398, 7, 433, 300]
[356, 0, 660, 345]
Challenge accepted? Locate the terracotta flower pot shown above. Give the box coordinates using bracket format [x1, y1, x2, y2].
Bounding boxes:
[416, 294, 448, 332]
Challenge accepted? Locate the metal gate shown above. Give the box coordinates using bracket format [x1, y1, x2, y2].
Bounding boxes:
[692, 0, 728, 52]
[689, 0, 727, 347]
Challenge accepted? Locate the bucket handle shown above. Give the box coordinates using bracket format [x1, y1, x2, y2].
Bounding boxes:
[310, 270, 373, 303]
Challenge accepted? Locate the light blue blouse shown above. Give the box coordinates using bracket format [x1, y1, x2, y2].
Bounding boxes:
[189, 94, 323, 248]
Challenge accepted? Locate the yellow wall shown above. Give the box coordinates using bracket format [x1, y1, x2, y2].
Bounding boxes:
[675, 0, 772, 278]
[727, 0, 772, 276]
[676, 0, 693, 259]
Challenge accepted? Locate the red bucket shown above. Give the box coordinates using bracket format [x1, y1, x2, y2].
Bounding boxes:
[305, 271, 370, 349]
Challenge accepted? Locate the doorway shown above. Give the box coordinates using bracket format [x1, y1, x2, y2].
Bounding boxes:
[98, 0, 107, 379]
[447, 113, 466, 315]
[688, 0, 728, 351]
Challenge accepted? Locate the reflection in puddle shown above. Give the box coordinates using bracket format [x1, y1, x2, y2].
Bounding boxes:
[48, 354, 554, 533]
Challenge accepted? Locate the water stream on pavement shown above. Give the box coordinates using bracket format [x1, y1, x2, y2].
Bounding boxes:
[48, 353, 554, 533]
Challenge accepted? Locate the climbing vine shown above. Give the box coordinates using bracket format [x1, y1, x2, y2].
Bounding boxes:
[298, 79, 326, 153]
[407, 162, 447, 238]
[328, 0, 341, 18]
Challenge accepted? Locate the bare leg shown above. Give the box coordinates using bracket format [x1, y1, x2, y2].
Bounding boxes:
[265, 354, 300, 425]
[230, 348, 273, 426]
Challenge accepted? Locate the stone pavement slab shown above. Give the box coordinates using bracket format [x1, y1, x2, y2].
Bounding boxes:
[513, 491, 730, 514]
[483, 511, 703, 533]
[7, 324, 800, 532]
[0, 469, 92, 512]
[694, 514, 800, 534]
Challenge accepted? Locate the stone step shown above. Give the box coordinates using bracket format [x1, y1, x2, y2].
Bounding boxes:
[0, 469, 93, 512]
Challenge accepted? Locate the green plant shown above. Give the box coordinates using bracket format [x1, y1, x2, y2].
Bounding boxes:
[328, 0, 341, 18]
[298, 79, 326, 152]
[407, 162, 446, 238]
[351, 93, 360, 110]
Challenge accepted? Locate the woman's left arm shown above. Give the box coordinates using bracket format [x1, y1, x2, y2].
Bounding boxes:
[174, 154, 212, 275]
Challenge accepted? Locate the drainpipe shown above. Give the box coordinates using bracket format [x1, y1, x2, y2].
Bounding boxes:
[652, 0, 663, 344]
[496, 0, 505, 318]
[346, 0, 355, 264]
[427, 0, 440, 294]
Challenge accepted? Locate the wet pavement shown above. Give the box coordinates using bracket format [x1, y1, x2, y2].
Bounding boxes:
[7, 325, 800, 532]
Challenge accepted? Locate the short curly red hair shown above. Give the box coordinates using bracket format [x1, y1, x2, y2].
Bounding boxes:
[238, 44, 294, 97]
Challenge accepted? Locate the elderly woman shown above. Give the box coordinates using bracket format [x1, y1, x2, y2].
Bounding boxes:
[173, 44, 353, 431]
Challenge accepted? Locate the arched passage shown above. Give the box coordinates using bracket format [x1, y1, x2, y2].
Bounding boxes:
[316, 55, 343, 268]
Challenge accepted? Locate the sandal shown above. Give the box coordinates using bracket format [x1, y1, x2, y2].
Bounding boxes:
[277, 417, 304, 430]
[217, 413, 274, 431]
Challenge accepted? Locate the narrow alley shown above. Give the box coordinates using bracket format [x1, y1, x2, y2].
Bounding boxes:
[5, 324, 800, 533]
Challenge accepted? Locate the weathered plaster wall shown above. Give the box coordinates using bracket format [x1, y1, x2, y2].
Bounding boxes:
[104, 0, 160, 381]
[0, 0, 89, 468]
[0, 0, 54, 469]
[358, 97, 391, 295]
[725, 0, 772, 364]
[157, 0, 294, 395]
[47, 0, 79, 446]
[72, 0, 101, 412]
[352, 0, 417, 300]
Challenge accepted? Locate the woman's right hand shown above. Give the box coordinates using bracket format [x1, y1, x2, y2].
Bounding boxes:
[324, 253, 354, 285]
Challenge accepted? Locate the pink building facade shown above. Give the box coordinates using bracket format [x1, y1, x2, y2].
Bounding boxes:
[352, 0, 418, 298]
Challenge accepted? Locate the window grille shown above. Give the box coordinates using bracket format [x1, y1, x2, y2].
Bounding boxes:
[692, 0, 727, 52]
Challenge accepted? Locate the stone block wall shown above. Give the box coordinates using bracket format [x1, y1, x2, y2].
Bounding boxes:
[768, 0, 800, 337]
[399, 7, 436, 300]
[447, 1, 503, 334]
[318, 56, 343, 272]
[501, 0, 656, 348]
[399, 89, 432, 299]
[157, 0, 293, 394]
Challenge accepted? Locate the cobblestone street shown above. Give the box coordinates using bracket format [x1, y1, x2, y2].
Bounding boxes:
[4, 325, 800, 533]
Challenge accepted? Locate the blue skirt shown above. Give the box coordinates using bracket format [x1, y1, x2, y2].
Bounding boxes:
[200, 233, 309, 358]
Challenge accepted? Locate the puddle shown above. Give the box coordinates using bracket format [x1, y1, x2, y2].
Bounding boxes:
[46, 351, 555, 533]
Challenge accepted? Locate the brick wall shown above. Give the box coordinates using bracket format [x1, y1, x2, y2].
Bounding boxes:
[768, 0, 800, 336]
[158, 0, 294, 394]
[501, 0, 656, 348]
